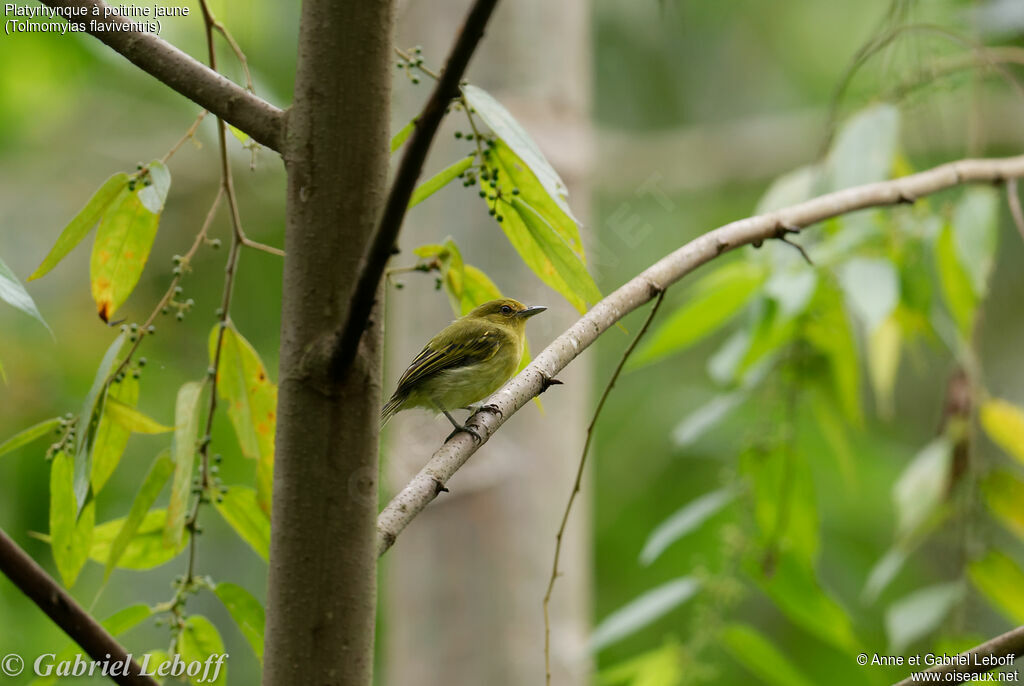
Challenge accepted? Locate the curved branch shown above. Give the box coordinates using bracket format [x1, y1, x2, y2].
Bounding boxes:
[39, 0, 285, 152]
[376, 152, 1024, 557]
[892, 625, 1024, 686]
[329, 0, 500, 378]
[0, 528, 157, 686]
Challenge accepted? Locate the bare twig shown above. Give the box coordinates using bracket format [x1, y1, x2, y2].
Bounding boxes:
[542, 289, 666, 686]
[39, 0, 284, 152]
[376, 152, 1024, 557]
[892, 625, 1024, 686]
[161, 110, 208, 164]
[0, 527, 158, 686]
[329, 0, 500, 378]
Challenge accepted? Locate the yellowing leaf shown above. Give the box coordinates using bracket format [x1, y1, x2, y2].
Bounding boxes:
[49, 451, 94, 587]
[90, 188, 160, 322]
[409, 157, 473, 209]
[105, 454, 175, 578]
[75, 334, 127, 508]
[89, 375, 138, 493]
[0, 417, 60, 458]
[981, 399, 1024, 465]
[214, 583, 265, 663]
[935, 224, 976, 339]
[868, 314, 902, 420]
[29, 172, 129, 281]
[214, 486, 270, 561]
[969, 550, 1024, 624]
[92, 508, 187, 571]
[213, 325, 276, 514]
[982, 471, 1024, 541]
[177, 615, 227, 686]
[390, 118, 415, 154]
[104, 398, 173, 434]
[165, 382, 203, 549]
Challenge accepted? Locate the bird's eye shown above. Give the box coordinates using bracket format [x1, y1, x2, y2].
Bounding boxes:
[500, 305, 513, 315]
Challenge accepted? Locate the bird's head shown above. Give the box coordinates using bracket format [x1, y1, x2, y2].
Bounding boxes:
[465, 298, 546, 330]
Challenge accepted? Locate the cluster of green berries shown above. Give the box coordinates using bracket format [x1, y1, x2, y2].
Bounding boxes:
[190, 452, 228, 506]
[396, 46, 425, 84]
[128, 163, 154, 193]
[161, 284, 195, 322]
[119, 321, 155, 345]
[49, 413, 78, 457]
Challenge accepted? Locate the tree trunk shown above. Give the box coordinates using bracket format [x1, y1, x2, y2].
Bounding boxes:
[262, 1, 393, 684]
[383, 1, 593, 684]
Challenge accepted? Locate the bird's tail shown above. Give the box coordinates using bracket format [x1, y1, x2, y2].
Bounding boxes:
[380, 393, 406, 428]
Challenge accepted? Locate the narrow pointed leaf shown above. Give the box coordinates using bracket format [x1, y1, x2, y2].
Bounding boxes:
[633, 262, 766, 367]
[104, 397, 173, 434]
[721, 624, 816, 686]
[640, 489, 735, 565]
[969, 550, 1024, 624]
[983, 470, 1024, 540]
[805, 282, 862, 425]
[885, 581, 963, 652]
[105, 453, 174, 579]
[409, 157, 474, 209]
[214, 582, 265, 663]
[213, 325, 276, 513]
[214, 486, 270, 561]
[935, 224, 976, 338]
[893, 437, 952, 539]
[28, 172, 129, 281]
[0, 417, 60, 458]
[590, 577, 700, 651]
[165, 382, 203, 549]
[951, 187, 998, 298]
[75, 333, 126, 509]
[862, 546, 909, 604]
[90, 509, 187, 570]
[90, 375, 138, 493]
[390, 118, 415, 153]
[91, 188, 160, 322]
[49, 451, 94, 587]
[136, 160, 171, 214]
[0, 255, 50, 332]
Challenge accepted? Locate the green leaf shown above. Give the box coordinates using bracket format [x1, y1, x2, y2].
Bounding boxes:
[804, 281, 862, 425]
[75, 333, 127, 510]
[755, 164, 822, 215]
[969, 550, 1024, 624]
[934, 224, 976, 339]
[104, 397, 173, 434]
[983, 470, 1024, 540]
[598, 639, 683, 686]
[390, 118, 415, 154]
[136, 160, 171, 214]
[980, 399, 1024, 466]
[90, 186, 161, 322]
[409, 157, 474, 209]
[885, 581, 963, 652]
[951, 187, 998, 298]
[511, 196, 602, 308]
[213, 325, 276, 514]
[893, 437, 952, 539]
[838, 257, 899, 332]
[0, 254, 50, 332]
[165, 381, 203, 549]
[28, 605, 152, 686]
[862, 546, 910, 604]
[90, 375, 138, 493]
[742, 447, 819, 565]
[105, 454, 174, 578]
[826, 103, 900, 191]
[214, 582, 265, 663]
[721, 624, 816, 686]
[49, 451, 94, 587]
[590, 577, 700, 651]
[671, 392, 746, 448]
[463, 85, 582, 234]
[640, 489, 735, 565]
[28, 172, 130, 281]
[632, 262, 766, 367]
[0, 417, 60, 458]
[867, 314, 901, 419]
[91, 508, 187, 570]
[752, 553, 858, 652]
[176, 615, 227, 686]
[214, 486, 270, 561]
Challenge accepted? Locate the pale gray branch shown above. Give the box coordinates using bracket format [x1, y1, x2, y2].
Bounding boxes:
[39, 0, 285, 152]
[892, 624, 1024, 685]
[376, 152, 1024, 557]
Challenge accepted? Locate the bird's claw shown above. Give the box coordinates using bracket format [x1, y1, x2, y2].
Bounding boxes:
[445, 423, 483, 445]
[475, 403, 503, 419]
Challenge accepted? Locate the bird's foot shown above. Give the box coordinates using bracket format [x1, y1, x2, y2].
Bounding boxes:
[445, 421, 483, 445]
[467, 402, 503, 420]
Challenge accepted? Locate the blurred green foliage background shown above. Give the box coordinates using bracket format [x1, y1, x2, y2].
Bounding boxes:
[1, 0, 1024, 684]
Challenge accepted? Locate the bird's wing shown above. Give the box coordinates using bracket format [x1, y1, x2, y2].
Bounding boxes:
[393, 321, 503, 395]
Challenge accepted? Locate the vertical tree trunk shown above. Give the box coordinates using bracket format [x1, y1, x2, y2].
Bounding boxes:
[384, 1, 593, 684]
[262, 1, 393, 685]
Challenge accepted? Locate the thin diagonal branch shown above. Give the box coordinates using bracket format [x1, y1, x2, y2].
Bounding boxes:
[0, 527, 158, 686]
[376, 152, 1024, 557]
[892, 625, 1024, 686]
[329, 0, 500, 378]
[39, 0, 284, 152]
[542, 289, 666, 686]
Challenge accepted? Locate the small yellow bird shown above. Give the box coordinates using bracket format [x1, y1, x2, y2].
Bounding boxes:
[381, 298, 546, 440]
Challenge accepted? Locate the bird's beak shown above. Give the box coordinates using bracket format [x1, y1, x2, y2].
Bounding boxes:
[517, 305, 547, 319]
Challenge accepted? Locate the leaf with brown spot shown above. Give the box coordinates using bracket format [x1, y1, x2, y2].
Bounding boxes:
[90, 187, 161, 322]
[211, 325, 277, 514]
